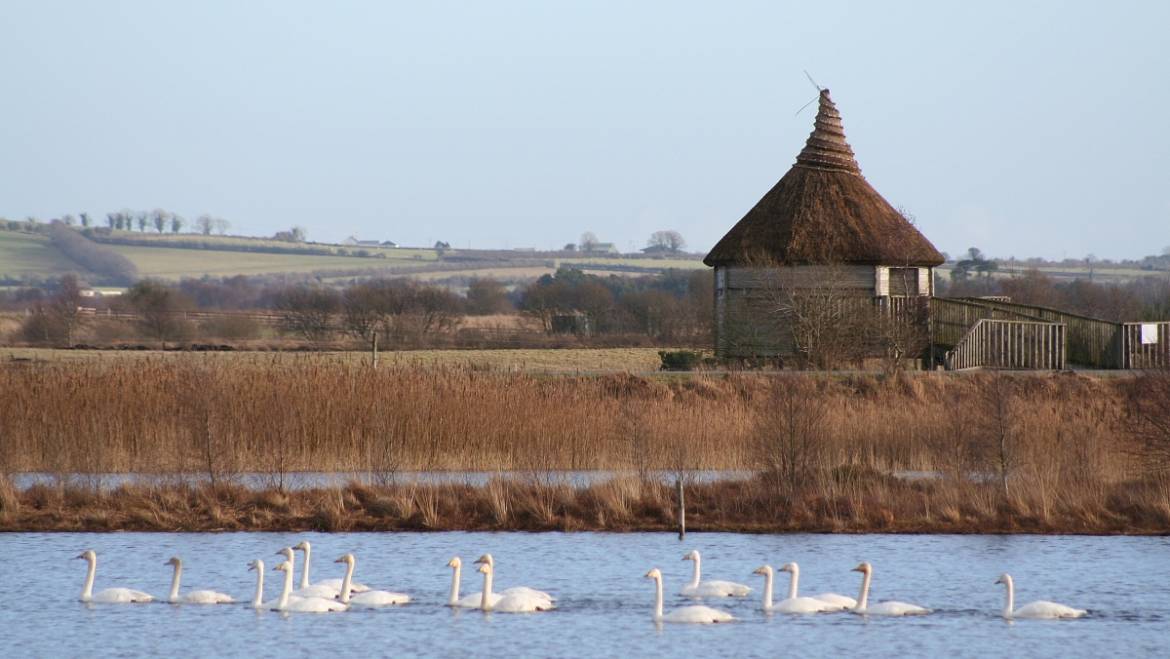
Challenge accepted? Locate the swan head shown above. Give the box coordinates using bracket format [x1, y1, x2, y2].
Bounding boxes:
[293, 541, 309, 552]
[644, 568, 662, 580]
[248, 559, 263, 572]
[477, 563, 493, 576]
[165, 556, 182, 568]
[334, 553, 355, 566]
[752, 565, 772, 577]
[851, 562, 873, 574]
[682, 550, 699, 562]
[473, 554, 494, 567]
[76, 550, 96, 562]
[779, 563, 797, 574]
[447, 557, 462, 569]
[273, 561, 292, 573]
[995, 573, 1012, 586]
[275, 547, 294, 559]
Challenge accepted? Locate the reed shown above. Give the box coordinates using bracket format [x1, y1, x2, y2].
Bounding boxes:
[0, 357, 1165, 533]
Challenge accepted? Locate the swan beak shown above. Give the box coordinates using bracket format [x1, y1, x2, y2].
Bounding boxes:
[75, 553, 87, 560]
[473, 556, 486, 565]
[334, 557, 345, 564]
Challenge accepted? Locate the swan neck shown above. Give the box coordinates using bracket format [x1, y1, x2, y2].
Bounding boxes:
[168, 563, 181, 602]
[253, 567, 264, 608]
[81, 556, 96, 601]
[481, 569, 494, 611]
[689, 555, 701, 588]
[653, 575, 664, 620]
[857, 570, 871, 610]
[299, 545, 311, 589]
[339, 560, 354, 604]
[787, 568, 798, 600]
[1003, 579, 1014, 618]
[448, 564, 461, 605]
[762, 571, 773, 610]
[278, 567, 293, 610]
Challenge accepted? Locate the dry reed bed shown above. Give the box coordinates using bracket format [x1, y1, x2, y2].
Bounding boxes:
[1, 477, 1167, 533]
[0, 358, 1167, 533]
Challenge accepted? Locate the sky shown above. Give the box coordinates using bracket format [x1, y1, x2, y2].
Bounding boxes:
[1, 1, 1168, 260]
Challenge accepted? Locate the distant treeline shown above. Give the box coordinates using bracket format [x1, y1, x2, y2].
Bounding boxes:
[46, 224, 138, 284]
[939, 269, 1170, 322]
[3, 267, 713, 348]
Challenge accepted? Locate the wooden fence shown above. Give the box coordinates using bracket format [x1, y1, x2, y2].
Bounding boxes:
[930, 298, 1045, 348]
[1122, 321, 1170, 368]
[952, 298, 1124, 368]
[945, 319, 1066, 371]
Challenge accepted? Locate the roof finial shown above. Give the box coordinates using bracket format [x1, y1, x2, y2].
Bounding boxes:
[795, 89, 861, 174]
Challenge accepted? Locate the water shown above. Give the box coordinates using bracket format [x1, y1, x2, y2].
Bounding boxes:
[1, 532, 1165, 658]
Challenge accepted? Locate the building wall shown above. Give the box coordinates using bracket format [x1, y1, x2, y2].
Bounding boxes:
[713, 264, 932, 359]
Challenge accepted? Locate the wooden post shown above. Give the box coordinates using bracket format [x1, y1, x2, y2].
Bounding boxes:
[676, 476, 686, 541]
[371, 333, 379, 369]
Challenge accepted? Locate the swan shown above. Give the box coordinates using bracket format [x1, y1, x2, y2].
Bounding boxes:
[473, 554, 555, 604]
[446, 557, 502, 608]
[752, 564, 834, 613]
[680, 550, 751, 598]
[248, 559, 266, 608]
[294, 541, 369, 595]
[779, 562, 856, 611]
[271, 561, 346, 613]
[333, 554, 410, 607]
[645, 568, 733, 624]
[275, 547, 340, 599]
[77, 550, 154, 603]
[850, 562, 930, 616]
[996, 573, 1086, 620]
[165, 557, 234, 604]
[476, 562, 555, 613]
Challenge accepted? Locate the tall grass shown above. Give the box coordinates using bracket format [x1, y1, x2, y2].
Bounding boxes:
[0, 358, 1165, 532]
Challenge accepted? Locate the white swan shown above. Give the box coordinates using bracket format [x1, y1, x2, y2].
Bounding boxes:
[646, 568, 733, 624]
[271, 561, 346, 613]
[248, 559, 266, 608]
[753, 564, 834, 613]
[165, 557, 234, 604]
[850, 562, 930, 616]
[294, 541, 369, 595]
[473, 554, 555, 604]
[76, 550, 154, 603]
[680, 550, 751, 598]
[996, 573, 1086, 619]
[446, 557, 502, 608]
[476, 562, 555, 613]
[334, 554, 410, 607]
[275, 546, 340, 599]
[779, 562, 856, 611]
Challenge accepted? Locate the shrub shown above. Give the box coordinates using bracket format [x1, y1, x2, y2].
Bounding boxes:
[658, 350, 703, 371]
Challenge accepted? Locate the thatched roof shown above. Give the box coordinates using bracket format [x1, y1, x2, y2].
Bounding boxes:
[704, 89, 944, 268]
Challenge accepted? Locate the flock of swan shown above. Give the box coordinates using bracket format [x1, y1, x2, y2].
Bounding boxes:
[77, 544, 1088, 623]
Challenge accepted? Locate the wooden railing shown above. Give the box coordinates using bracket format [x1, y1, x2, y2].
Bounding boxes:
[1122, 321, 1170, 369]
[945, 319, 1066, 371]
[950, 298, 1128, 368]
[930, 298, 1045, 348]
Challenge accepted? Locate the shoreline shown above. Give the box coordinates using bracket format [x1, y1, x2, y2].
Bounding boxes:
[3, 479, 1166, 535]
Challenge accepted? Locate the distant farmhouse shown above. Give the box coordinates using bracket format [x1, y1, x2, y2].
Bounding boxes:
[585, 242, 619, 255]
[344, 236, 397, 247]
[704, 89, 1169, 370]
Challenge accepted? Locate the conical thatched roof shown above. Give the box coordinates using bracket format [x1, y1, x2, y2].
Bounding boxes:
[704, 89, 944, 267]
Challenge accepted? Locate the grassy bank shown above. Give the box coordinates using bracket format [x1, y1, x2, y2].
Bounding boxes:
[1, 358, 1168, 533]
[2, 477, 1167, 533]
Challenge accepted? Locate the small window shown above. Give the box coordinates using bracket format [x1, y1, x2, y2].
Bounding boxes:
[888, 268, 919, 296]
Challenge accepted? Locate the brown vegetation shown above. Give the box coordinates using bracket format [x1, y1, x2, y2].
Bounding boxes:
[1, 359, 1168, 533]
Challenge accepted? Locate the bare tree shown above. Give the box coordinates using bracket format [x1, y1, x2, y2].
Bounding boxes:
[135, 211, 148, 232]
[579, 231, 599, 252]
[124, 280, 192, 348]
[276, 285, 340, 342]
[973, 373, 1019, 498]
[151, 209, 169, 233]
[170, 214, 184, 233]
[195, 215, 215, 235]
[755, 379, 828, 502]
[647, 230, 686, 253]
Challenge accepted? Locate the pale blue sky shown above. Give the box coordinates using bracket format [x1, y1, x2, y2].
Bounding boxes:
[2, 1, 1167, 259]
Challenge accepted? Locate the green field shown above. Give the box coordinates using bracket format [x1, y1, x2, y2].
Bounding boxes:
[104, 244, 435, 279]
[0, 231, 82, 277]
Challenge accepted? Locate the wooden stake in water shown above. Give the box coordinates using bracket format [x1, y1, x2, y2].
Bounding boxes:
[676, 477, 686, 540]
[371, 333, 379, 369]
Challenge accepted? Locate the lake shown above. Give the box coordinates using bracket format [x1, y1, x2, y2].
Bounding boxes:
[1, 532, 1165, 658]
